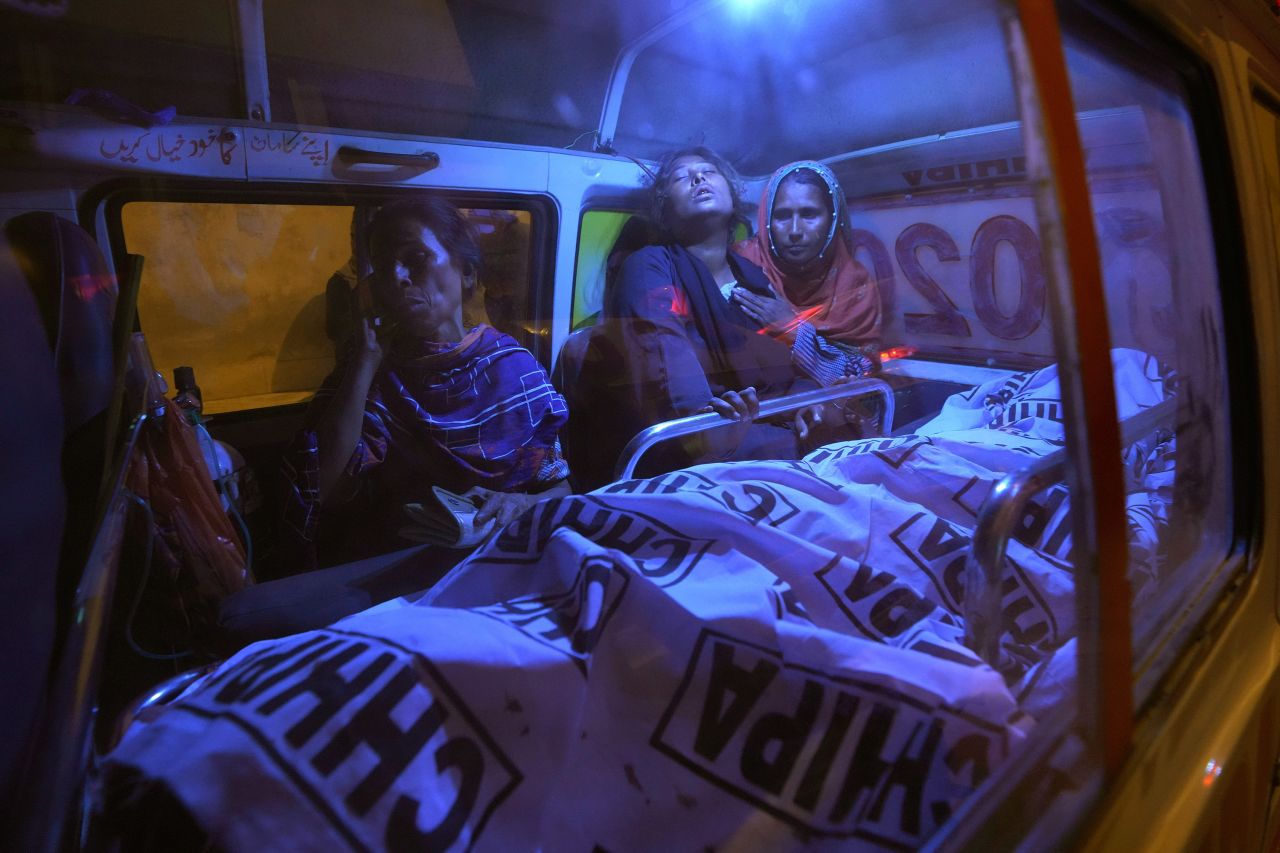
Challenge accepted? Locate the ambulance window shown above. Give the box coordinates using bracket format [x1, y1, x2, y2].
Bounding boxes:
[121, 200, 538, 414]
[613, 3, 1027, 174]
[1062, 24, 1240, 696]
[261, 0, 618, 145]
[469, 208, 540, 352]
[572, 210, 643, 330]
[0, 0, 238, 119]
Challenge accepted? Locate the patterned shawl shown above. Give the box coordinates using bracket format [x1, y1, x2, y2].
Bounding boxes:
[282, 324, 567, 569]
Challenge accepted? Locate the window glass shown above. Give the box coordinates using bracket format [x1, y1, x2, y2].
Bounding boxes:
[0, 1, 238, 118]
[1064, 36, 1235, 685]
[78, 2, 1210, 848]
[572, 210, 638, 330]
[614, 0, 1020, 175]
[262, 0, 624, 146]
[469, 208, 538, 353]
[124, 201, 536, 413]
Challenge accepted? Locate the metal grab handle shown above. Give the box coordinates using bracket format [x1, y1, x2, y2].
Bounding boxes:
[614, 378, 895, 481]
[336, 146, 440, 170]
[963, 397, 1177, 666]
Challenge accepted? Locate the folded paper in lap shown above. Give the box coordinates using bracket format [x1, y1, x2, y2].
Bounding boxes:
[399, 486, 500, 548]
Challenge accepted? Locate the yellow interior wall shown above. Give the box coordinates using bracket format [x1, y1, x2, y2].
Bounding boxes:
[124, 202, 351, 413]
[123, 202, 529, 414]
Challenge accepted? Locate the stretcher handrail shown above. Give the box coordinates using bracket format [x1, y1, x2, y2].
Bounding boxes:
[963, 397, 1177, 667]
[108, 663, 220, 753]
[614, 378, 895, 481]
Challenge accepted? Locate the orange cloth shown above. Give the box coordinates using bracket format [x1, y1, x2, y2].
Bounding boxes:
[733, 160, 881, 348]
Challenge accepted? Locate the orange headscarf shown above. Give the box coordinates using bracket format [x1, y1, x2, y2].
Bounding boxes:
[733, 161, 880, 348]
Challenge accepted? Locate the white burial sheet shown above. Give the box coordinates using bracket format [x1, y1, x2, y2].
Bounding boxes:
[100, 349, 1176, 852]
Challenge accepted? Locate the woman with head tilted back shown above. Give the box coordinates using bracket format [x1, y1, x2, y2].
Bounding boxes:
[596, 147, 835, 480]
[732, 160, 881, 378]
[280, 197, 570, 573]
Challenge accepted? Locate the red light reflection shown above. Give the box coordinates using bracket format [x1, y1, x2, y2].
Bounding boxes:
[879, 345, 918, 363]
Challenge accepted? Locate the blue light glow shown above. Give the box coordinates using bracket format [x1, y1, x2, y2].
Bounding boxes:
[727, 0, 764, 18]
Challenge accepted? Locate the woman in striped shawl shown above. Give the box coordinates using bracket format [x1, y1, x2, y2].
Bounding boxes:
[281, 197, 569, 572]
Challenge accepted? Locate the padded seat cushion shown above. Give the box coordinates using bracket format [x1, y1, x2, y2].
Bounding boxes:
[5, 211, 118, 433]
[0, 228, 66, 819]
[4, 212, 120, 630]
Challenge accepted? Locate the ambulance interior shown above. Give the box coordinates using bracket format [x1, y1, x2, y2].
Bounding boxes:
[0, 0, 1241, 849]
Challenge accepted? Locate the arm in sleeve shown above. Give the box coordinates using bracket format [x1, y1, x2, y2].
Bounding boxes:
[606, 249, 791, 465]
[607, 248, 717, 422]
[306, 357, 392, 505]
[278, 363, 390, 571]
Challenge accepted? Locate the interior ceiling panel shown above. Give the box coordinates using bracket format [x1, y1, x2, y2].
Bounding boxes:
[2, 0, 1021, 177]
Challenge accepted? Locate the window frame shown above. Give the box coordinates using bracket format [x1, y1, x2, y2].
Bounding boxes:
[67, 2, 1261, 847]
[1057, 0, 1262, 708]
[568, 205, 647, 332]
[930, 0, 1262, 847]
[90, 178, 561, 421]
[1248, 77, 1280, 629]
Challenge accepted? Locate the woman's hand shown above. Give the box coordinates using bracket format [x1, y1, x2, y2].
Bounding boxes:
[700, 387, 760, 456]
[474, 491, 534, 528]
[794, 400, 854, 452]
[796, 375, 878, 451]
[316, 312, 385, 504]
[350, 279, 384, 366]
[732, 288, 801, 343]
[354, 309, 385, 368]
[794, 403, 826, 443]
[472, 481, 569, 531]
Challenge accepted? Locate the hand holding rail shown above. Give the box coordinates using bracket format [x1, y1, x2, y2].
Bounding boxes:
[614, 378, 895, 481]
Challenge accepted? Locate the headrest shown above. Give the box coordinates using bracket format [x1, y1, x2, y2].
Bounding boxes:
[603, 215, 653, 300]
[552, 325, 596, 396]
[4, 212, 118, 433]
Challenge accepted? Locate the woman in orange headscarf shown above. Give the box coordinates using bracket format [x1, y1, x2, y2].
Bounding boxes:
[732, 160, 881, 382]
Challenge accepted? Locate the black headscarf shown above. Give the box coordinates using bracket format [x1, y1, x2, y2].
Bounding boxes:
[662, 243, 800, 397]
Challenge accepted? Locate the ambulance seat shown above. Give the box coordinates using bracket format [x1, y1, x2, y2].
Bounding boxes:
[5, 212, 119, 623]
[552, 215, 653, 491]
[2, 211, 124, 851]
[0, 224, 67, 845]
[553, 325, 628, 492]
